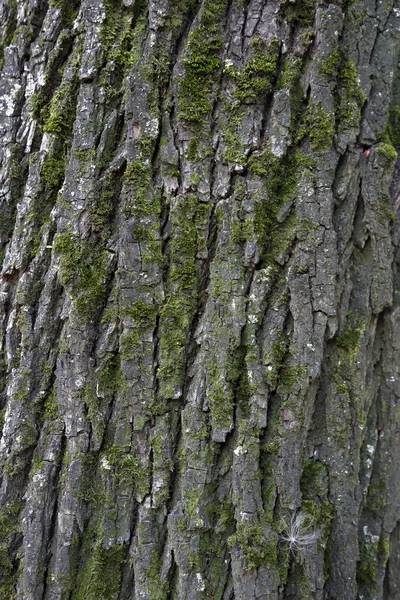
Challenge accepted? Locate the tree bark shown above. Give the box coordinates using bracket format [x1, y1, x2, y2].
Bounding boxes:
[1, 0, 400, 598]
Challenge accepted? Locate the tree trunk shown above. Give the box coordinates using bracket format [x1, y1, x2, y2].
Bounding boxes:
[1, 0, 400, 598]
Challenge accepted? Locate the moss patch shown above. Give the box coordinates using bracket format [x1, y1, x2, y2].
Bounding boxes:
[157, 195, 210, 400]
[224, 37, 280, 104]
[72, 542, 126, 600]
[54, 233, 112, 321]
[357, 538, 379, 592]
[228, 521, 278, 571]
[376, 142, 397, 166]
[99, 1, 145, 106]
[0, 499, 23, 600]
[248, 148, 315, 254]
[336, 57, 365, 130]
[282, 0, 316, 27]
[178, 0, 228, 124]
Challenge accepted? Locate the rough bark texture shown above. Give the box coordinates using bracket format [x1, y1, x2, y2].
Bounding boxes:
[1, 0, 400, 598]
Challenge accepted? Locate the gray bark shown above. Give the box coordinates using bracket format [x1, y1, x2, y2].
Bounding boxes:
[0, 0, 400, 599]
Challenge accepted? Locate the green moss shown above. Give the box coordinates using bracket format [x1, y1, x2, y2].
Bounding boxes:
[189, 172, 201, 186]
[157, 295, 194, 393]
[335, 316, 366, 363]
[193, 529, 231, 597]
[357, 532, 390, 594]
[123, 300, 158, 325]
[248, 149, 315, 255]
[277, 57, 304, 129]
[221, 112, 248, 164]
[178, 0, 228, 124]
[302, 499, 333, 530]
[186, 138, 199, 160]
[218, 499, 235, 530]
[99, 442, 149, 495]
[300, 458, 333, 545]
[124, 160, 150, 191]
[366, 477, 387, 518]
[278, 57, 303, 91]
[89, 169, 120, 237]
[208, 372, 234, 433]
[279, 365, 307, 391]
[265, 333, 289, 388]
[207, 345, 248, 434]
[262, 472, 277, 524]
[224, 37, 280, 104]
[182, 487, 204, 527]
[78, 455, 106, 508]
[124, 160, 160, 221]
[319, 50, 340, 81]
[54, 233, 111, 320]
[357, 539, 379, 591]
[146, 549, 169, 600]
[42, 45, 81, 139]
[0, 0, 17, 71]
[43, 390, 60, 422]
[120, 330, 142, 359]
[329, 313, 369, 438]
[72, 542, 126, 600]
[379, 536, 390, 566]
[99, 3, 145, 106]
[228, 522, 277, 571]
[0, 409, 5, 438]
[301, 460, 327, 495]
[42, 151, 65, 191]
[49, 0, 80, 27]
[387, 105, 400, 148]
[249, 149, 293, 235]
[157, 195, 210, 400]
[336, 56, 365, 130]
[230, 210, 252, 247]
[376, 142, 397, 165]
[0, 144, 26, 258]
[144, 0, 199, 114]
[120, 301, 158, 362]
[82, 355, 121, 443]
[282, 0, 316, 26]
[0, 499, 23, 600]
[304, 102, 335, 150]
